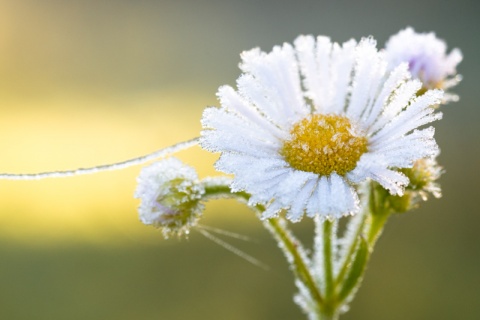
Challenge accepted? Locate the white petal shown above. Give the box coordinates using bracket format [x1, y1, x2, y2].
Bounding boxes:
[347, 37, 385, 122]
[262, 200, 284, 219]
[217, 85, 287, 139]
[371, 90, 443, 145]
[369, 127, 439, 167]
[317, 176, 331, 215]
[306, 178, 321, 218]
[216, 153, 288, 183]
[329, 173, 359, 218]
[202, 130, 280, 159]
[236, 74, 291, 131]
[363, 63, 410, 129]
[286, 177, 317, 222]
[328, 40, 357, 114]
[295, 35, 332, 112]
[201, 106, 280, 146]
[240, 44, 309, 120]
[295, 36, 357, 115]
[307, 175, 359, 218]
[275, 170, 314, 206]
[348, 154, 409, 195]
[371, 168, 409, 195]
[369, 79, 422, 134]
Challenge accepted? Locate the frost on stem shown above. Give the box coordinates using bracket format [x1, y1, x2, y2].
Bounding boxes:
[134, 157, 205, 238]
[294, 279, 319, 320]
[0, 138, 199, 180]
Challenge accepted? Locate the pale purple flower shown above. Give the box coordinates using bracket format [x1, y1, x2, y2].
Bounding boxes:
[385, 27, 462, 94]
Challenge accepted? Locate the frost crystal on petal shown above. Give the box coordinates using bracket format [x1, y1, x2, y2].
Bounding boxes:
[134, 157, 205, 238]
[201, 33, 443, 221]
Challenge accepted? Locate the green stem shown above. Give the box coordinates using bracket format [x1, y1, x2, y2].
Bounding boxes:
[321, 219, 338, 319]
[318, 312, 339, 320]
[203, 183, 240, 199]
[334, 183, 392, 308]
[267, 218, 324, 308]
[367, 183, 391, 247]
[334, 211, 367, 288]
[367, 211, 390, 246]
[323, 220, 334, 299]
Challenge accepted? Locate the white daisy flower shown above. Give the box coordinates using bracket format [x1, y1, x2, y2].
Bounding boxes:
[385, 27, 462, 94]
[201, 35, 443, 221]
[134, 157, 205, 237]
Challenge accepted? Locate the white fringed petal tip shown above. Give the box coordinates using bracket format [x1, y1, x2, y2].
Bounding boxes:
[201, 34, 443, 222]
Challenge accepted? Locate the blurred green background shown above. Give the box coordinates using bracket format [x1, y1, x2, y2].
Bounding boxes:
[0, 0, 478, 319]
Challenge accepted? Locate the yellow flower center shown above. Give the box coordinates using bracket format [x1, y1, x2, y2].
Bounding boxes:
[281, 114, 368, 176]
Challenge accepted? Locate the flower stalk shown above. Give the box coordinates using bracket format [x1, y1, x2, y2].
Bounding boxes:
[197, 179, 394, 319]
[266, 218, 325, 309]
[322, 219, 336, 316]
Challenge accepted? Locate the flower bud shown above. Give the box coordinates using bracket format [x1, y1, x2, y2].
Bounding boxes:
[385, 157, 442, 213]
[134, 157, 205, 238]
[401, 157, 442, 203]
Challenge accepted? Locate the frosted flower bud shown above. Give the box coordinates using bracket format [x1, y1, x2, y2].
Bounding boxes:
[402, 157, 442, 201]
[387, 157, 443, 213]
[385, 27, 462, 95]
[134, 157, 205, 238]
